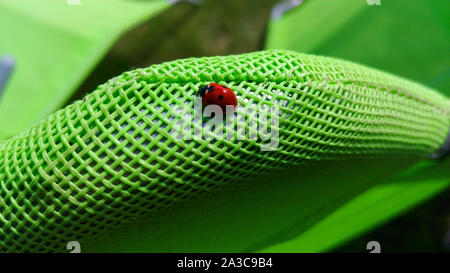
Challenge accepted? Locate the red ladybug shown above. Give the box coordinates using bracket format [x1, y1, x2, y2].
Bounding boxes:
[198, 83, 238, 113]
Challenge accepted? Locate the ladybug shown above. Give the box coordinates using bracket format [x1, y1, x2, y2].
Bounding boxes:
[198, 83, 238, 113]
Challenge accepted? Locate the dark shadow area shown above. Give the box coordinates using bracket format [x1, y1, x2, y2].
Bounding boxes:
[67, 0, 279, 104]
[379, 158, 450, 186]
[336, 187, 450, 252]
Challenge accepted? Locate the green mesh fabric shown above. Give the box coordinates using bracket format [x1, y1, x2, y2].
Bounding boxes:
[0, 49, 449, 252]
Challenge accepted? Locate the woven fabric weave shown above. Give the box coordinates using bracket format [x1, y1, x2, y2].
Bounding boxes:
[0, 49, 449, 252]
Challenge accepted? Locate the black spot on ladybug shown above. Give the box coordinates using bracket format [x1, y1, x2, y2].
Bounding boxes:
[218, 95, 224, 101]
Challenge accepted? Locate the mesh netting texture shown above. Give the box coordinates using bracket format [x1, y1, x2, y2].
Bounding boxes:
[0, 49, 449, 252]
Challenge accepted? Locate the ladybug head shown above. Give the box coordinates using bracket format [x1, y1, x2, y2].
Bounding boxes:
[197, 84, 215, 97]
